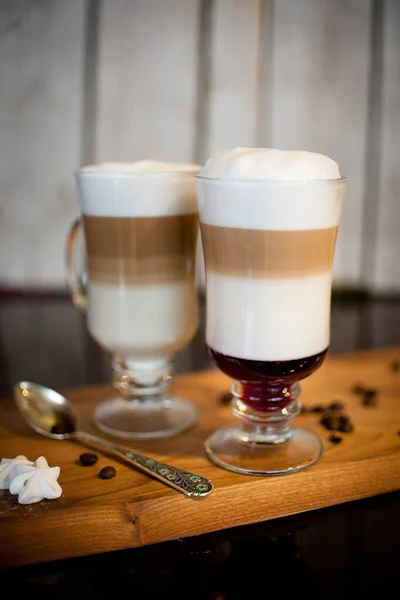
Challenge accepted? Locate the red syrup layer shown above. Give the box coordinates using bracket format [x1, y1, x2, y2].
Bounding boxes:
[208, 347, 328, 412]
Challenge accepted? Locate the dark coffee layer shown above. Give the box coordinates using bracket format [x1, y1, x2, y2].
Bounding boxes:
[200, 223, 338, 278]
[83, 214, 198, 284]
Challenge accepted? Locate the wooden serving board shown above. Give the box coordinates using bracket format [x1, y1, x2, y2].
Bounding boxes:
[1, 346, 400, 570]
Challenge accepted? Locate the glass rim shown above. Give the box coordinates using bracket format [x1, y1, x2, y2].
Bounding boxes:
[74, 168, 201, 179]
[194, 175, 347, 185]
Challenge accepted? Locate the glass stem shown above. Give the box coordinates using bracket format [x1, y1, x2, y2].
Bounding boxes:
[112, 355, 173, 403]
[231, 381, 301, 444]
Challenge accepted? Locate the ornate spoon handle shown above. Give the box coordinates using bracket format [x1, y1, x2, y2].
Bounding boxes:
[73, 431, 214, 498]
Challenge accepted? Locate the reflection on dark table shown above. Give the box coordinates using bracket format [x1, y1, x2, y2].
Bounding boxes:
[1, 290, 400, 597]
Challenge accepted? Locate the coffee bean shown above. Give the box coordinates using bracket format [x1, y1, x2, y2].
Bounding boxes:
[352, 384, 378, 398]
[219, 391, 232, 405]
[79, 452, 98, 466]
[98, 466, 116, 479]
[361, 390, 378, 406]
[351, 384, 366, 395]
[319, 414, 333, 430]
[328, 401, 344, 411]
[338, 415, 354, 433]
[328, 433, 343, 444]
[390, 360, 400, 372]
[311, 404, 326, 413]
[320, 412, 353, 433]
[320, 414, 341, 431]
[351, 383, 378, 406]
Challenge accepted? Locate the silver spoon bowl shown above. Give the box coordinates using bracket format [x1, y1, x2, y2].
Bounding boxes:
[14, 381, 213, 499]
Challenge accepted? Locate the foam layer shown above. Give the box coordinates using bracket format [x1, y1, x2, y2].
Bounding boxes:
[195, 147, 344, 229]
[198, 147, 341, 181]
[205, 272, 332, 361]
[196, 177, 345, 230]
[80, 160, 201, 174]
[75, 160, 201, 217]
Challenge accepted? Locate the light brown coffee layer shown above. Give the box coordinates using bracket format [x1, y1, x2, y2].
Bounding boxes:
[200, 224, 338, 277]
[83, 214, 198, 284]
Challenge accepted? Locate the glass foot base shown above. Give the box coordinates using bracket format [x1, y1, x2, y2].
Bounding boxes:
[205, 426, 323, 476]
[93, 396, 198, 440]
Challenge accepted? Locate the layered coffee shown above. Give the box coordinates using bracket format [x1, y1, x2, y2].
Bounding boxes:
[75, 161, 201, 360]
[195, 147, 345, 391]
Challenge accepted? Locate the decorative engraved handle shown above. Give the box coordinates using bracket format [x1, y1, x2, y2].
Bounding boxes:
[73, 431, 214, 498]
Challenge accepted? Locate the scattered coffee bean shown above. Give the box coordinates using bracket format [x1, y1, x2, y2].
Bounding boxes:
[219, 391, 232, 405]
[351, 384, 367, 395]
[351, 383, 378, 407]
[320, 412, 354, 433]
[328, 401, 344, 411]
[79, 452, 99, 466]
[328, 433, 343, 444]
[98, 466, 116, 479]
[351, 384, 377, 397]
[361, 391, 378, 406]
[320, 413, 341, 431]
[311, 404, 326, 413]
[338, 415, 353, 433]
[390, 360, 400, 372]
[364, 387, 377, 397]
[397, 430, 400, 437]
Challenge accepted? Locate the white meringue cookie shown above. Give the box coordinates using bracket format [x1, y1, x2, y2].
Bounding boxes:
[8, 455, 50, 494]
[10, 465, 62, 504]
[0, 455, 34, 490]
[34, 456, 50, 469]
[1, 455, 62, 504]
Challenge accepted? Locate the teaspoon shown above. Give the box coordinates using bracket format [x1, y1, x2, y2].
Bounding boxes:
[13, 381, 213, 499]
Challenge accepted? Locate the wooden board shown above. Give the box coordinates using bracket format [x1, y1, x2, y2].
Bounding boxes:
[1, 346, 400, 570]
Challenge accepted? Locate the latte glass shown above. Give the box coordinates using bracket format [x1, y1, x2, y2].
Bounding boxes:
[195, 175, 347, 475]
[66, 166, 200, 439]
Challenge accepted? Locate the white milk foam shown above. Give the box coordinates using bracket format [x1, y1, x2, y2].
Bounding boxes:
[74, 160, 201, 363]
[199, 147, 341, 181]
[80, 160, 202, 173]
[197, 147, 343, 230]
[76, 160, 201, 217]
[196, 147, 345, 361]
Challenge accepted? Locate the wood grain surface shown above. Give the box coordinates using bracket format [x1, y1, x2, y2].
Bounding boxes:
[1, 346, 400, 570]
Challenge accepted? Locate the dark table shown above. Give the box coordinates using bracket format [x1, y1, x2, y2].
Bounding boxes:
[1, 290, 400, 598]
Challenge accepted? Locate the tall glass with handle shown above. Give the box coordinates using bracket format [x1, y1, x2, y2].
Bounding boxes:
[195, 147, 347, 475]
[66, 161, 201, 439]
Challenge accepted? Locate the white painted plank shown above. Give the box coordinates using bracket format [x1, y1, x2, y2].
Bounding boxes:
[269, 0, 372, 287]
[199, 0, 262, 162]
[372, 0, 400, 293]
[94, 0, 201, 163]
[0, 0, 86, 288]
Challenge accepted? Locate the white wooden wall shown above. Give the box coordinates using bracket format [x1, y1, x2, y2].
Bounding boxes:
[1, 0, 399, 293]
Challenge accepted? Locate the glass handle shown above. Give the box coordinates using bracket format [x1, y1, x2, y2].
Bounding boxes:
[65, 217, 87, 310]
